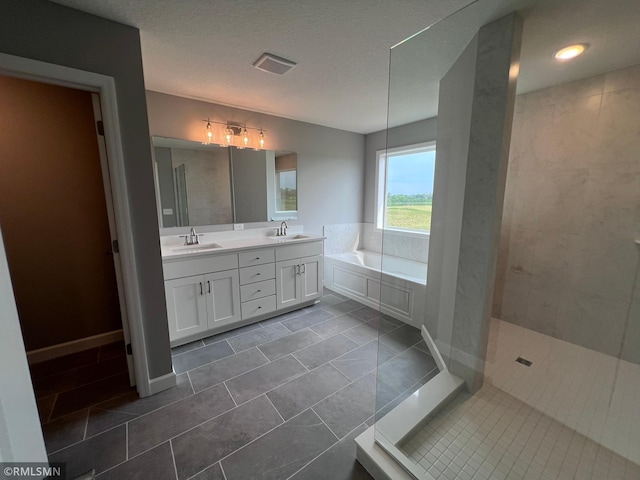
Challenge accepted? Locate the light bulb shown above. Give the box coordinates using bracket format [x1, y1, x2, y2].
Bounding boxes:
[242, 128, 250, 147]
[204, 119, 213, 144]
[554, 44, 587, 60]
[224, 127, 233, 145]
[259, 129, 265, 149]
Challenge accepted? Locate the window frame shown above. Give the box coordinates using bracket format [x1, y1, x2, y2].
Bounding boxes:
[274, 167, 298, 217]
[374, 141, 436, 236]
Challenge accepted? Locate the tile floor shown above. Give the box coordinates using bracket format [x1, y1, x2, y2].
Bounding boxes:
[43, 289, 439, 479]
[397, 319, 640, 480]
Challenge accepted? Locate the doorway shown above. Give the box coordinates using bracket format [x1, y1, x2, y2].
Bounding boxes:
[0, 74, 135, 435]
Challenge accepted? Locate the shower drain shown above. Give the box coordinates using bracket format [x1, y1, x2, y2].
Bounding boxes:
[516, 357, 532, 367]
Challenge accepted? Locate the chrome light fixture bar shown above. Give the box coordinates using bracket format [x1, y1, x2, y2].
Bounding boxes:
[202, 119, 266, 150]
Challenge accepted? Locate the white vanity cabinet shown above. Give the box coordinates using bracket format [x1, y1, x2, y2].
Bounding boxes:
[163, 237, 324, 346]
[275, 242, 323, 310]
[164, 254, 241, 343]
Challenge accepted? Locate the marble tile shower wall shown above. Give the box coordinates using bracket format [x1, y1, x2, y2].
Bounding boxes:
[493, 63, 640, 364]
[323, 223, 430, 264]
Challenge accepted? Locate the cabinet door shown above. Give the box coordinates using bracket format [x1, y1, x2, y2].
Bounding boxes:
[165, 276, 208, 342]
[204, 269, 241, 329]
[300, 255, 323, 303]
[276, 258, 301, 310]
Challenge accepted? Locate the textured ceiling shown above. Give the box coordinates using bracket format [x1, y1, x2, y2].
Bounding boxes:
[50, 0, 640, 134]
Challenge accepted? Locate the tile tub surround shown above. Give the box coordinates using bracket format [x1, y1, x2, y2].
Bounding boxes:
[493, 63, 640, 363]
[42, 289, 439, 479]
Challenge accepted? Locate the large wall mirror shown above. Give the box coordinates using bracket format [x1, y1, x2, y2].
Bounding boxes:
[153, 136, 297, 228]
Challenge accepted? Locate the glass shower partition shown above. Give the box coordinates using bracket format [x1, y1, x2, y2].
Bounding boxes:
[372, 0, 640, 479]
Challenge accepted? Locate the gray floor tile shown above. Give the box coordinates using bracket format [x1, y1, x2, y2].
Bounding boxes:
[97, 441, 175, 480]
[227, 323, 291, 352]
[313, 374, 394, 439]
[289, 423, 373, 480]
[172, 395, 283, 480]
[261, 309, 303, 325]
[310, 314, 364, 338]
[267, 364, 351, 420]
[188, 347, 268, 393]
[330, 341, 395, 380]
[258, 329, 322, 361]
[172, 340, 235, 374]
[293, 334, 359, 370]
[128, 383, 234, 457]
[202, 322, 263, 345]
[349, 306, 382, 322]
[376, 368, 439, 421]
[282, 308, 336, 332]
[86, 407, 139, 438]
[342, 318, 399, 345]
[42, 409, 88, 453]
[379, 313, 405, 326]
[49, 424, 126, 478]
[320, 293, 347, 306]
[379, 324, 423, 353]
[37, 395, 56, 423]
[324, 299, 365, 316]
[93, 373, 193, 416]
[190, 462, 225, 480]
[414, 339, 431, 354]
[221, 409, 337, 480]
[323, 287, 347, 300]
[171, 339, 205, 356]
[225, 355, 307, 405]
[376, 346, 438, 394]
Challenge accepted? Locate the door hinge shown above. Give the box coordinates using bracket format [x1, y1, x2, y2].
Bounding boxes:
[126, 343, 133, 355]
[112, 239, 119, 253]
[96, 120, 105, 136]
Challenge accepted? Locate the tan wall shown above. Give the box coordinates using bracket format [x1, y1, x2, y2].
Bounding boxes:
[0, 75, 122, 351]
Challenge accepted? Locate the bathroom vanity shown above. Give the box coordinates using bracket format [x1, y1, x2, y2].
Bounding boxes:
[161, 233, 323, 346]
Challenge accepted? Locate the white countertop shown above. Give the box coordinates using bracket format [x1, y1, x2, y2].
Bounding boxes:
[161, 231, 325, 261]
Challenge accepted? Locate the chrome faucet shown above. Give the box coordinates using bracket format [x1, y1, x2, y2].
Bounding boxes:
[278, 221, 288, 236]
[180, 227, 201, 245]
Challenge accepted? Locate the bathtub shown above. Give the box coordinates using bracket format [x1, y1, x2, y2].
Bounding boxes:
[324, 250, 427, 328]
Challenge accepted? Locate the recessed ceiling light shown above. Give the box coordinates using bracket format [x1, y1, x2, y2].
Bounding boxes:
[554, 44, 588, 60]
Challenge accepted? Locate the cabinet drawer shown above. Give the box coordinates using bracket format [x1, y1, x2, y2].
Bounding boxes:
[239, 263, 275, 285]
[275, 241, 323, 262]
[240, 279, 276, 302]
[163, 253, 238, 280]
[238, 248, 275, 268]
[241, 295, 277, 320]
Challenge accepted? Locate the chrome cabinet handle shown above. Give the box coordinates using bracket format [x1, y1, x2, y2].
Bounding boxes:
[295, 265, 300, 275]
[255, 257, 260, 260]
[199, 282, 203, 295]
[301, 264, 306, 274]
[207, 280, 211, 294]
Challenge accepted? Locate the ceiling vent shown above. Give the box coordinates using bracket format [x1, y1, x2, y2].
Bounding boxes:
[253, 53, 297, 75]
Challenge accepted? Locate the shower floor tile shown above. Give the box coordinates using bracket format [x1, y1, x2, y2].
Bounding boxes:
[401, 385, 640, 480]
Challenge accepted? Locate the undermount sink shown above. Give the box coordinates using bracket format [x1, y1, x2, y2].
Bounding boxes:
[270, 234, 312, 242]
[171, 242, 222, 252]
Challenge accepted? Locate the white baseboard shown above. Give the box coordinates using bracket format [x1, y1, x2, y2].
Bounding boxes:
[148, 371, 177, 395]
[27, 330, 124, 365]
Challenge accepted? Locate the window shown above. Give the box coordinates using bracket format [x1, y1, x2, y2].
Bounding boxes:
[375, 142, 436, 234]
[275, 169, 297, 213]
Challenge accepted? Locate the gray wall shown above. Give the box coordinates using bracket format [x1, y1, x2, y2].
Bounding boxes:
[0, 0, 172, 380]
[494, 64, 640, 363]
[363, 118, 438, 224]
[147, 91, 365, 234]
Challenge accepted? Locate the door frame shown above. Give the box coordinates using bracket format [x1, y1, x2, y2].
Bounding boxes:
[0, 52, 152, 397]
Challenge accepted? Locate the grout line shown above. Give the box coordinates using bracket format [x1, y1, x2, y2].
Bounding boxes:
[46, 394, 58, 424]
[169, 440, 179, 480]
[219, 462, 228, 480]
[264, 393, 286, 424]
[223, 382, 238, 408]
[186, 371, 195, 395]
[224, 339, 237, 354]
[82, 408, 90, 441]
[125, 422, 129, 461]
[283, 421, 370, 480]
[311, 407, 340, 441]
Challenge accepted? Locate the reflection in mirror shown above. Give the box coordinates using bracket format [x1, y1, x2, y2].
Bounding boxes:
[153, 136, 297, 228]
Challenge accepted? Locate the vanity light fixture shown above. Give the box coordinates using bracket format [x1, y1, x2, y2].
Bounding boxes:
[554, 43, 588, 60]
[201, 119, 266, 149]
